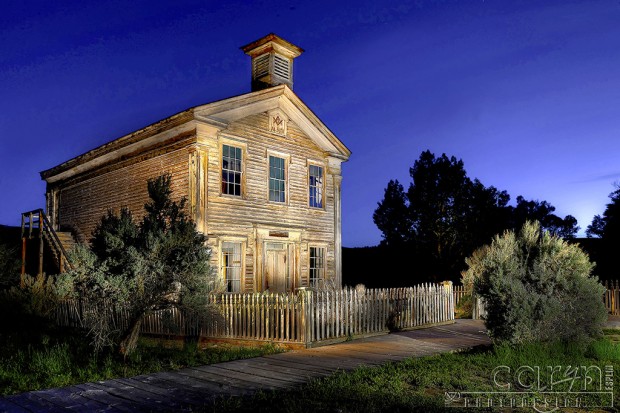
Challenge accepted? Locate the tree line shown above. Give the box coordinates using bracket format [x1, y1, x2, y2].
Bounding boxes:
[372, 150, 579, 283]
[584, 186, 620, 281]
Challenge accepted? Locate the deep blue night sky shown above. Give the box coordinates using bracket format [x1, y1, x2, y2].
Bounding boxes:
[1, 0, 619, 247]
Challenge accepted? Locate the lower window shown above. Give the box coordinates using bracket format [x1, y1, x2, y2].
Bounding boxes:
[309, 247, 325, 288]
[222, 242, 242, 292]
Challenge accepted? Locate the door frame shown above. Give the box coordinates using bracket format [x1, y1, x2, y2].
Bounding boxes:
[255, 228, 301, 293]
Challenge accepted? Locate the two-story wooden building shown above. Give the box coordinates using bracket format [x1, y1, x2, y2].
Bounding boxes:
[39, 34, 350, 293]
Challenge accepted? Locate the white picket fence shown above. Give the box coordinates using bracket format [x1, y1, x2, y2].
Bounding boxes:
[54, 283, 455, 347]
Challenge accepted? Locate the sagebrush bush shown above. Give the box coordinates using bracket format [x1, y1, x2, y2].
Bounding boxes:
[454, 294, 473, 319]
[61, 174, 220, 356]
[464, 221, 607, 345]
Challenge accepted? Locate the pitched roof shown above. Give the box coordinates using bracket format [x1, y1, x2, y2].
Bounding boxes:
[41, 85, 350, 183]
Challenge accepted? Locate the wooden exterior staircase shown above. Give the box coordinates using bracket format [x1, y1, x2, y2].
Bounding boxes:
[21, 209, 74, 281]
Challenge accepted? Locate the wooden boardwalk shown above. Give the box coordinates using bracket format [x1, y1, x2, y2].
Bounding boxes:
[0, 320, 489, 412]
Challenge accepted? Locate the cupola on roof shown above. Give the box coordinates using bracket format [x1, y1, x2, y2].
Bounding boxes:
[241, 34, 304, 91]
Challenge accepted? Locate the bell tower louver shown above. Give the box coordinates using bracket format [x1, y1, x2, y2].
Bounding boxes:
[241, 34, 304, 91]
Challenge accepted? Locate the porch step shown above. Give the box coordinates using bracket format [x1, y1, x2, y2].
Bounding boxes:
[55, 232, 76, 254]
[21, 209, 75, 275]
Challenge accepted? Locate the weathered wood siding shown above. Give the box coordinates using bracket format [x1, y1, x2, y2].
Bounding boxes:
[198, 113, 340, 291]
[55, 148, 191, 242]
[47, 109, 342, 291]
[203, 114, 336, 231]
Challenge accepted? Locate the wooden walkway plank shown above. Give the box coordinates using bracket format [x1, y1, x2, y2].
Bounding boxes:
[114, 377, 195, 410]
[155, 369, 247, 396]
[432, 326, 490, 340]
[28, 387, 113, 412]
[181, 366, 277, 392]
[291, 349, 385, 367]
[0, 397, 40, 413]
[342, 350, 409, 363]
[391, 336, 456, 352]
[318, 344, 409, 359]
[346, 341, 427, 357]
[125, 375, 211, 408]
[83, 380, 182, 412]
[317, 348, 403, 364]
[212, 363, 310, 385]
[272, 351, 377, 370]
[0, 394, 43, 413]
[308, 348, 392, 365]
[276, 351, 372, 364]
[263, 355, 354, 374]
[336, 339, 416, 352]
[207, 365, 298, 389]
[4, 391, 70, 413]
[228, 359, 329, 380]
[260, 356, 336, 375]
[104, 379, 188, 411]
[73, 384, 147, 412]
[214, 359, 314, 381]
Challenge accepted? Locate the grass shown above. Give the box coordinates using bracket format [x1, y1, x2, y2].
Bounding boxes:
[0, 313, 282, 396]
[2, 304, 619, 412]
[212, 335, 620, 413]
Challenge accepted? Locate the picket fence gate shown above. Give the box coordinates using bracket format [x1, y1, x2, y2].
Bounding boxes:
[604, 280, 620, 316]
[452, 285, 469, 306]
[54, 283, 455, 347]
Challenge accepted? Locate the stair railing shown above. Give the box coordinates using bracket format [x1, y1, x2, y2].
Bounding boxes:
[21, 209, 74, 279]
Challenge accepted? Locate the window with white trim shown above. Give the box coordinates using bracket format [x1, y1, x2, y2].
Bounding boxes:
[309, 247, 325, 288]
[222, 144, 242, 196]
[269, 155, 286, 203]
[309, 164, 324, 208]
[222, 242, 242, 293]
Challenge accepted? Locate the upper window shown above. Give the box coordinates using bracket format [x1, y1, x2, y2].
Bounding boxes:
[221, 242, 242, 293]
[309, 165, 324, 208]
[269, 155, 286, 203]
[222, 144, 242, 196]
[309, 247, 325, 288]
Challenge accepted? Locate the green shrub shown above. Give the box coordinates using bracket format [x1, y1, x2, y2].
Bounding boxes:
[454, 294, 473, 319]
[61, 174, 220, 357]
[464, 221, 607, 345]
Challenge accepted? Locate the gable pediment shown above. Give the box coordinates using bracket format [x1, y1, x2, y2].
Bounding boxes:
[193, 85, 350, 160]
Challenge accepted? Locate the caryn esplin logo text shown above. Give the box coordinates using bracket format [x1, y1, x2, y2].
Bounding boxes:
[445, 365, 613, 412]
